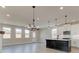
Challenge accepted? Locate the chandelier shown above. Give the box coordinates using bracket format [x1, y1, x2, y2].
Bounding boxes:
[26, 6, 39, 31]
[0, 31, 5, 34]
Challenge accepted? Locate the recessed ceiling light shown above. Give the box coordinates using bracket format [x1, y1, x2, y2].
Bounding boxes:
[1, 5, 6, 8]
[6, 14, 10, 17]
[37, 18, 40, 20]
[60, 7, 64, 10]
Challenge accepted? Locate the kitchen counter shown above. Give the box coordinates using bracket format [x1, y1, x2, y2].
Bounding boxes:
[46, 39, 71, 52]
[46, 39, 71, 41]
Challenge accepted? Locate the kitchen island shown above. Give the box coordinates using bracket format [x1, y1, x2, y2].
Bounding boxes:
[46, 39, 71, 52]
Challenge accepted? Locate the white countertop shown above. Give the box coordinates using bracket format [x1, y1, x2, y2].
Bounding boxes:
[46, 39, 71, 41]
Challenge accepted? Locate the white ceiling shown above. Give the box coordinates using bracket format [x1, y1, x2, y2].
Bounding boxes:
[0, 6, 79, 28]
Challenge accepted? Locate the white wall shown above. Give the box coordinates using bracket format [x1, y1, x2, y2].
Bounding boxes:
[57, 24, 71, 39]
[0, 24, 2, 51]
[71, 24, 79, 48]
[0, 23, 40, 46]
[40, 28, 52, 45]
[30, 30, 40, 43]
[40, 24, 79, 48]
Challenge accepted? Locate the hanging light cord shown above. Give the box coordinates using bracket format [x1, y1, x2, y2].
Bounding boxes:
[32, 6, 35, 27]
[65, 15, 67, 24]
[55, 18, 57, 26]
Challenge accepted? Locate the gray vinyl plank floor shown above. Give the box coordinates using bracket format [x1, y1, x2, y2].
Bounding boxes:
[2, 43, 79, 53]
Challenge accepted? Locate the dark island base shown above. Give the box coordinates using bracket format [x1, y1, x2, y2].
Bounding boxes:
[46, 39, 71, 52]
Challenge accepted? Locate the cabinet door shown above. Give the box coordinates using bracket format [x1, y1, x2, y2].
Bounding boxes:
[50, 41, 56, 48]
[46, 40, 56, 48]
[46, 40, 51, 48]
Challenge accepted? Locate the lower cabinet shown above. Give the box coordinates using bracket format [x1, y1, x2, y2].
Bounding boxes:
[46, 39, 71, 52]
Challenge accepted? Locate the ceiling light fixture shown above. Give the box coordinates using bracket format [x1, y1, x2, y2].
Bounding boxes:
[1, 5, 6, 8]
[64, 15, 68, 24]
[60, 7, 63, 10]
[1, 4, 6, 8]
[37, 17, 40, 20]
[6, 14, 10, 17]
[48, 20, 53, 28]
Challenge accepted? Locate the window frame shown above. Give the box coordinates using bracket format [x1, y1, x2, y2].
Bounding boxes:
[15, 28, 22, 38]
[25, 29, 30, 38]
[2, 27, 11, 39]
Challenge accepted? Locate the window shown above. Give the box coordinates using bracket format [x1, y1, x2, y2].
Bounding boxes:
[15, 28, 22, 38]
[3, 27, 11, 39]
[52, 28, 57, 39]
[25, 29, 30, 38]
[32, 31, 36, 38]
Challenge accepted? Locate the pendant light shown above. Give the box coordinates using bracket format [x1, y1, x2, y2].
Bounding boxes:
[27, 6, 39, 31]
